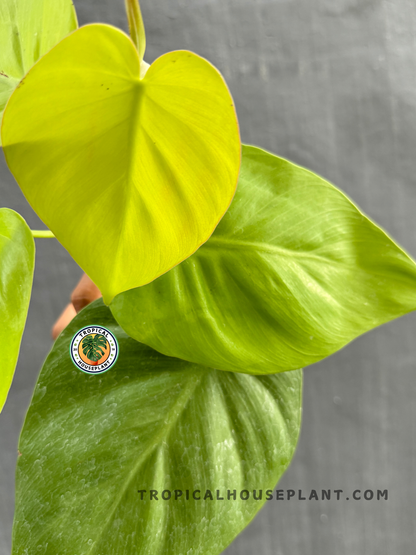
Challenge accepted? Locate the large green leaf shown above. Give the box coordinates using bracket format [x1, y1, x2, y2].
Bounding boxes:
[111, 145, 416, 374]
[0, 0, 77, 143]
[13, 300, 301, 555]
[0, 208, 34, 412]
[2, 24, 241, 303]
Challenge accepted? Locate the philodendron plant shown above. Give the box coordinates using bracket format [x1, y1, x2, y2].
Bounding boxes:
[1, 0, 415, 553]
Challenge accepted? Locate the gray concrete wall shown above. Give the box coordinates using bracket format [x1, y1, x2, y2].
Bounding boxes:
[1, 0, 416, 553]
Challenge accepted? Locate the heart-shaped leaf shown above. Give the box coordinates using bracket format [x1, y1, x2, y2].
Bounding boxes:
[111, 145, 416, 374]
[0, 208, 34, 413]
[2, 24, 241, 303]
[0, 0, 77, 143]
[13, 300, 301, 555]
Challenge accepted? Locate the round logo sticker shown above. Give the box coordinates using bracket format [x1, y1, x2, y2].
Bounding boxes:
[70, 326, 119, 374]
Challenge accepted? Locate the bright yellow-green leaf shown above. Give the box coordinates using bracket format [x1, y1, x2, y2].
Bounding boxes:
[0, 209, 34, 413]
[0, 0, 77, 144]
[111, 145, 416, 374]
[2, 24, 241, 304]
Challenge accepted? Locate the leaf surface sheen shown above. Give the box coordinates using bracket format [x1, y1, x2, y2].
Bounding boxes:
[13, 300, 301, 555]
[111, 145, 416, 374]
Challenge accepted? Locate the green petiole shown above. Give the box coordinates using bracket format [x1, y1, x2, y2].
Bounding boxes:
[31, 230, 55, 239]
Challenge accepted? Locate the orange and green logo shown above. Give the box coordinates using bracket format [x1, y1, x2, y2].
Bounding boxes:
[70, 326, 118, 374]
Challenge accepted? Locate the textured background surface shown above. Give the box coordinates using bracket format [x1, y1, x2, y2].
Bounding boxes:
[1, 0, 416, 553]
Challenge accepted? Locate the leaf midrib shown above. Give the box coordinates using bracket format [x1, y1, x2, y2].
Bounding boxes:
[109, 81, 145, 300]
[88, 369, 205, 555]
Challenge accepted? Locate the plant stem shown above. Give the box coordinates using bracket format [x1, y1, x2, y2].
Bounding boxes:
[31, 230, 55, 239]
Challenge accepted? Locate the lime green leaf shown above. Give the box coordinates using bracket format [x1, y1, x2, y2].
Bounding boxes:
[13, 300, 301, 555]
[0, 0, 77, 144]
[111, 145, 416, 374]
[125, 0, 146, 63]
[0, 208, 34, 413]
[2, 24, 241, 304]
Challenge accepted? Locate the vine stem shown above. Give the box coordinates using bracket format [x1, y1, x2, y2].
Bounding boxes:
[31, 230, 55, 238]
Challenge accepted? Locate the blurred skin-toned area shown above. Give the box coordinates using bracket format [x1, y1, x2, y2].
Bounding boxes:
[52, 274, 101, 339]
